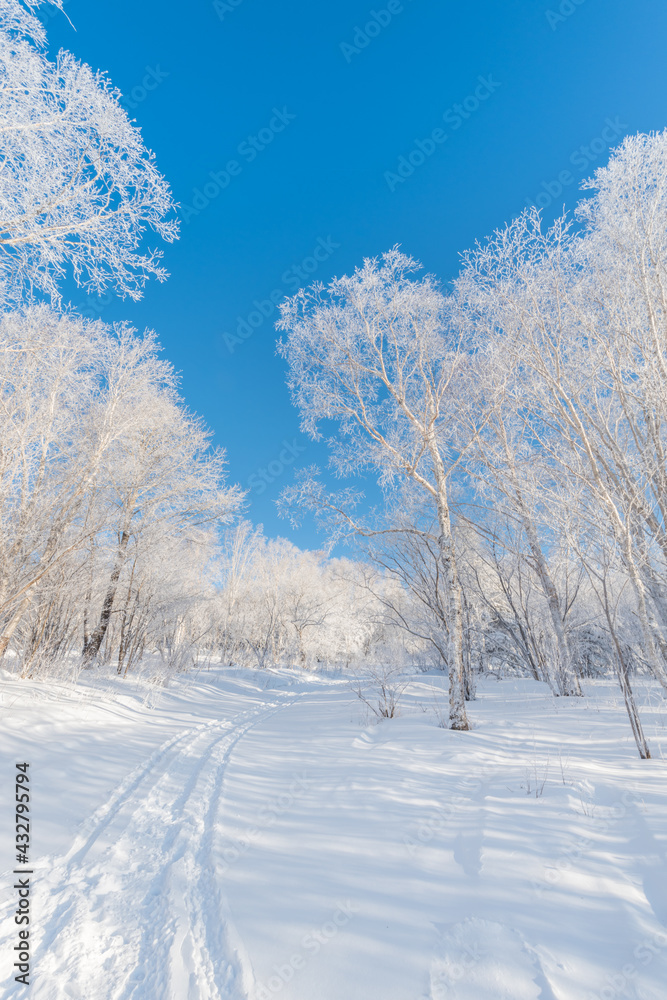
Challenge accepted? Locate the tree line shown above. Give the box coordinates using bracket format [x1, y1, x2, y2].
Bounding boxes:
[1, 3, 666, 758]
[276, 132, 667, 754]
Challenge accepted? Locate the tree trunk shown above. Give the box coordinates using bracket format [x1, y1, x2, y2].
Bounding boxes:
[619, 536, 667, 691]
[435, 489, 469, 731]
[601, 579, 651, 759]
[462, 592, 476, 700]
[522, 515, 582, 697]
[494, 421, 581, 696]
[82, 530, 130, 665]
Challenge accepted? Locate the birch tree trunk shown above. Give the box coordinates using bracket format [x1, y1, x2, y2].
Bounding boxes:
[599, 574, 652, 759]
[435, 486, 469, 730]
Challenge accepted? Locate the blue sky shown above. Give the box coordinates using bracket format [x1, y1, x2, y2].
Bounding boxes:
[45, 0, 667, 548]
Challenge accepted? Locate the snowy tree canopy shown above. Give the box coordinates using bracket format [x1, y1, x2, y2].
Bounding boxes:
[0, 0, 178, 305]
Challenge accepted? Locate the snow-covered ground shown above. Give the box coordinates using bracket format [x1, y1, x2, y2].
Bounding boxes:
[1, 664, 666, 1000]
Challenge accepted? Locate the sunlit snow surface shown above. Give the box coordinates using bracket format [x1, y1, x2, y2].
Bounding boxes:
[1, 664, 666, 999]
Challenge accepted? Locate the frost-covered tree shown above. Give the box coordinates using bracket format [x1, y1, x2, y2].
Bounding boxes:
[0, 306, 108, 658]
[453, 317, 583, 696]
[277, 250, 478, 729]
[0, 306, 242, 673]
[453, 131, 667, 734]
[359, 497, 480, 695]
[214, 524, 418, 671]
[0, 0, 177, 304]
[458, 211, 664, 691]
[80, 345, 239, 665]
[456, 519, 588, 694]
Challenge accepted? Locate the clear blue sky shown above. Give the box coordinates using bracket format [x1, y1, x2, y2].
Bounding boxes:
[45, 0, 667, 548]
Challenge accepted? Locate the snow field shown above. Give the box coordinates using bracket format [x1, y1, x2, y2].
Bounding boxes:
[1, 666, 666, 999]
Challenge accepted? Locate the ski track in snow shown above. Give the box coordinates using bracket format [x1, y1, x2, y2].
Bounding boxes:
[2, 674, 666, 1000]
[3, 699, 292, 1000]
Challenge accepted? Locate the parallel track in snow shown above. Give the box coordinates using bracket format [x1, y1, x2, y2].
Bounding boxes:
[3, 700, 290, 1000]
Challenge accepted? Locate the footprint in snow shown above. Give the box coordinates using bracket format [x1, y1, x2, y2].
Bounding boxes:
[429, 918, 552, 1000]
